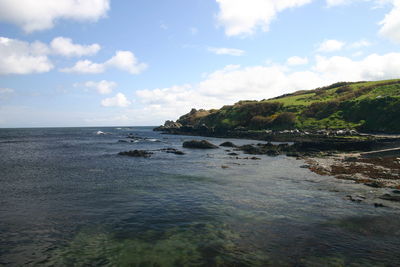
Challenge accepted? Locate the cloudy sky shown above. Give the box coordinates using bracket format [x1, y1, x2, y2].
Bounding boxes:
[1, 0, 400, 127]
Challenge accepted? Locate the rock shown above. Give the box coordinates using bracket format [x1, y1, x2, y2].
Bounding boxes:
[250, 157, 261, 160]
[220, 141, 237, 147]
[379, 194, 400, 202]
[300, 165, 310, 169]
[118, 140, 130, 143]
[160, 148, 185, 155]
[266, 150, 280, 156]
[239, 145, 263, 154]
[286, 152, 301, 157]
[364, 182, 383, 188]
[346, 195, 364, 202]
[154, 120, 182, 131]
[118, 150, 153, 158]
[183, 140, 218, 149]
[344, 156, 358, 162]
[374, 203, 386, 208]
[228, 152, 239, 156]
[392, 190, 400, 194]
[221, 165, 229, 169]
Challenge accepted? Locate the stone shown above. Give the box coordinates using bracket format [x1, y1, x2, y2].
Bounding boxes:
[182, 140, 218, 149]
[220, 141, 237, 147]
[118, 150, 153, 158]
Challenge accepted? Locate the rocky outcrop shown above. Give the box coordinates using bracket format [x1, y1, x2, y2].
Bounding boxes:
[183, 140, 218, 149]
[154, 120, 182, 131]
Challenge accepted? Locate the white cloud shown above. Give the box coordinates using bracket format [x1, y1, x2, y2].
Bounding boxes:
[135, 51, 400, 122]
[61, 59, 105, 74]
[349, 39, 371, 49]
[160, 22, 168, 30]
[326, 0, 400, 43]
[81, 80, 117, 94]
[190, 27, 199, 35]
[0, 37, 53, 75]
[105, 51, 148, 74]
[208, 47, 245, 56]
[50, 37, 100, 57]
[379, 1, 400, 43]
[215, 0, 312, 37]
[62, 51, 147, 74]
[0, 0, 110, 33]
[287, 56, 309, 65]
[0, 87, 14, 99]
[314, 52, 400, 81]
[317, 39, 346, 52]
[0, 88, 14, 94]
[326, 0, 355, 6]
[101, 93, 131, 107]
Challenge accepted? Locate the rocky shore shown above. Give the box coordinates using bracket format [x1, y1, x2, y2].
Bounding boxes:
[152, 121, 400, 192]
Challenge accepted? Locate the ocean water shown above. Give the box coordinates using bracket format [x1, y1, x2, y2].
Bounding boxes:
[0, 127, 400, 266]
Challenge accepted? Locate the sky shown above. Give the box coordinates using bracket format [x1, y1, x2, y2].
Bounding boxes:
[0, 0, 400, 127]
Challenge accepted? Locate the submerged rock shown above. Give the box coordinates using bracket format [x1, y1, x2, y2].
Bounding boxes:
[183, 140, 218, 149]
[118, 150, 153, 158]
[238, 145, 263, 154]
[379, 194, 400, 202]
[220, 141, 237, 147]
[160, 148, 185, 155]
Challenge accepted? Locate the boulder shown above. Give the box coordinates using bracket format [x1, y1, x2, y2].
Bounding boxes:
[379, 194, 400, 202]
[220, 141, 237, 147]
[160, 148, 185, 155]
[183, 140, 218, 149]
[118, 150, 153, 158]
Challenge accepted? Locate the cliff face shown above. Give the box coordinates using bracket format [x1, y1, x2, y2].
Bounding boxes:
[156, 79, 400, 134]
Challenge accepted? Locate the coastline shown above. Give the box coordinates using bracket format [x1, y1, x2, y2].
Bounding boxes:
[155, 127, 400, 192]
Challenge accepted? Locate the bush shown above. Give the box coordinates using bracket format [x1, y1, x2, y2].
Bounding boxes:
[273, 112, 297, 128]
[303, 101, 340, 119]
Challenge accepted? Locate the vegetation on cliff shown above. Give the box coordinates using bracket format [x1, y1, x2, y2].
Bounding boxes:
[176, 79, 400, 133]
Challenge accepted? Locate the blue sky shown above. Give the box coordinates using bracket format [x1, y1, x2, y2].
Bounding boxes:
[0, 0, 400, 127]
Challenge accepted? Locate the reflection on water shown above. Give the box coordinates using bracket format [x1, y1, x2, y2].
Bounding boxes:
[0, 127, 400, 266]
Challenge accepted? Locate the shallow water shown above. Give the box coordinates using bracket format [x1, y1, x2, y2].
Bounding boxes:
[0, 127, 399, 266]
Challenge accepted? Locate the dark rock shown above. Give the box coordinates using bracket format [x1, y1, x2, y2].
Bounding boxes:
[286, 152, 301, 157]
[118, 140, 130, 143]
[160, 148, 185, 155]
[119, 150, 153, 158]
[379, 194, 400, 202]
[392, 190, 400, 194]
[250, 157, 261, 160]
[364, 182, 383, 188]
[183, 140, 218, 149]
[220, 141, 237, 147]
[221, 165, 229, 169]
[228, 152, 239, 156]
[346, 195, 364, 202]
[344, 156, 358, 162]
[238, 145, 263, 154]
[374, 203, 386, 208]
[266, 150, 280, 156]
[300, 165, 310, 169]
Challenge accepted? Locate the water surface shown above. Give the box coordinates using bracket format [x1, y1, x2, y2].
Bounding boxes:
[1, 127, 399, 266]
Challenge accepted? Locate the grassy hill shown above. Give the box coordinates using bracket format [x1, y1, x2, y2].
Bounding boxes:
[176, 79, 400, 133]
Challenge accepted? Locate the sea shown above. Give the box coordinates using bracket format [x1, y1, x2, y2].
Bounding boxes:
[0, 127, 400, 266]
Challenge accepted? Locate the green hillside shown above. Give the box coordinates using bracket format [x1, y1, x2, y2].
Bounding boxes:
[176, 79, 400, 133]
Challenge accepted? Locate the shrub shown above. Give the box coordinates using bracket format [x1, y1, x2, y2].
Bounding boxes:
[303, 101, 340, 119]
